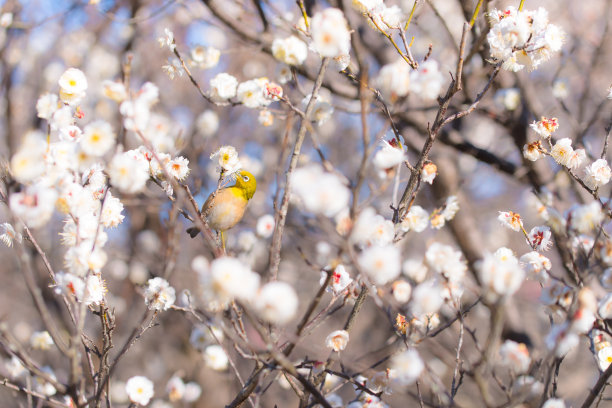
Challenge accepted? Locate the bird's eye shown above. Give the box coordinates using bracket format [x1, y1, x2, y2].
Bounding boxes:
[243, 175, 250, 182]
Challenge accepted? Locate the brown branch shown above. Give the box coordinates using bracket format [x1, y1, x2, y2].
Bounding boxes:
[581, 358, 612, 408]
[268, 58, 330, 280]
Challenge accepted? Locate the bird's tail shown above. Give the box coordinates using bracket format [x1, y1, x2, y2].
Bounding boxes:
[186, 226, 200, 238]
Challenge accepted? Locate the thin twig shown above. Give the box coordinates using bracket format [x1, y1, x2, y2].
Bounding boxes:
[268, 58, 330, 280]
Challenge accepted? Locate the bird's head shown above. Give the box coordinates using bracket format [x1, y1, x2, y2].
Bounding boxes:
[235, 170, 257, 200]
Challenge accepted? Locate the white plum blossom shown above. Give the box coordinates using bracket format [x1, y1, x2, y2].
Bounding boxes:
[350, 207, 394, 246]
[320, 264, 353, 295]
[301, 93, 334, 125]
[59, 125, 82, 142]
[401, 205, 429, 233]
[80, 120, 115, 157]
[183, 382, 202, 403]
[527, 226, 552, 251]
[209, 73, 238, 101]
[34, 367, 57, 396]
[210, 145, 241, 174]
[204, 345, 229, 371]
[598, 293, 612, 319]
[253, 281, 298, 325]
[325, 330, 349, 352]
[523, 141, 545, 161]
[440, 196, 459, 221]
[64, 242, 108, 276]
[552, 79, 569, 99]
[389, 349, 424, 386]
[256, 214, 275, 238]
[258, 110, 274, 126]
[410, 60, 444, 100]
[499, 340, 531, 373]
[597, 346, 612, 371]
[351, 0, 383, 13]
[144, 277, 176, 311]
[570, 201, 604, 233]
[333, 54, 350, 71]
[210, 257, 260, 304]
[402, 259, 428, 283]
[310, 8, 351, 58]
[30, 331, 54, 350]
[546, 323, 578, 357]
[50, 105, 74, 131]
[166, 376, 185, 402]
[158, 27, 175, 51]
[196, 110, 219, 138]
[478, 247, 525, 299]
[165, 156, 189, 181]
[9, 183, 58, 228]
[292, 163, 350, 218]
[498, 211, 523, 232]
[10, 132, 47, 183]
[79, 273, 106, 305]
[391, 280, 412, 303]
[58, 67, 88, 104]
[36, 93, 59, 119]
[358, 244, 401, 286]
[54, 272, 85, 299]
[0, 12, 12, 28]
[542, 399, 566, 408]
[487, 7, 564, 71]
[272, 36, 308, 66]
[376, 5, 405, 30]
[410, 279, 444, 317]
[102, 80, 128, 102]
[237, 78, 270, 108]
[520, 251, 551, 282]
[550, 138, 574, 167]
[0, 223, 22, 247]
[119, 82, 158, 131]
[190, 45, 220, 69]
[421, 162, 437, 184]
[372, 139, 405, 171]
[566, 148, 586, 171]
[494, 88, 521, 111]
[583, 159, 611, 190]
[126, 376, 154, 406]
[375, 58, 410, 101]
[108, 150, 150, 194]
[5, 356, 26, 379]
[425, 243, 467, 283]
[530, 116, 559, 138]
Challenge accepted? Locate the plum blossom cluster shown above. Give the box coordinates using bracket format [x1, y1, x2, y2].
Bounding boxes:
[208, 72, 282, 109]
[310, 8, 351, 58]
[393, 243, 468, 343]
[8, 68, 188, 311]
[487, 7, 564, 71]
[372, 138, 405, 178]
[400, 195, 459, 232]
[189, 322, 229, 371]
[523, 118, 612, 190]
[544, 287, 597, 357]
[196, 256, 298, 325]
[497, 205, 610, 362]
[291, 163, 350, 218]
[375, 59, 445, 102]
[351, 0, 406, 34]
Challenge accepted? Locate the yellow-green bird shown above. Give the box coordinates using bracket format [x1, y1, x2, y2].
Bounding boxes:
[187, 170, 257, 249]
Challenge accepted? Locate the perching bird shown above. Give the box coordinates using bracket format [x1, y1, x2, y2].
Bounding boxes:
[187, 170, 257, 249]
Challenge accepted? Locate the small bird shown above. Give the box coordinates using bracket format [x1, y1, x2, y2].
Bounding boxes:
[187, 170, 257, 249]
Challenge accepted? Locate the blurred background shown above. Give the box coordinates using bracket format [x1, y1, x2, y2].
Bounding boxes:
[0, 0, 610, 406]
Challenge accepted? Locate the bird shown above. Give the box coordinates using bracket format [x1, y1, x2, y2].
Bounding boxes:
[187, 170, 257, 250]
